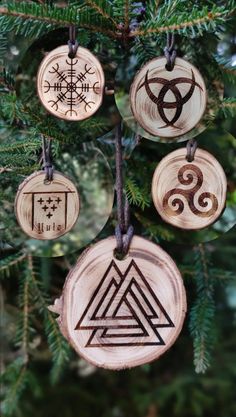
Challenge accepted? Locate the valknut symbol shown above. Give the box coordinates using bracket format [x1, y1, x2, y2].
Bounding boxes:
[130, 57, 207, 138]
[75, 259, 175, 347]
[50, 236, 187, 369]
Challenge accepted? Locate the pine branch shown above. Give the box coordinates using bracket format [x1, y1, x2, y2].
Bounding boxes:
[218, 98, 236, 118]
[134, 212, 175, 242]
[131, 37, 158, 64]
[0, 252, 26, 279]
[215, 56, 236, 85]
[124, 0, 130, 32]
[189, 244, 216, 374]
[0, 359, 28, 417]
[84, 0, 118, 27]
[0, 87, 110, 144]
[0, 68, 15, 93]
[0, 139, 40, 154]
[125, 177, 151, 210]
[132, 3, 236, 38]
[181, 266, 236, 281]
[209, 268, 236, 282]
[0, 2, 117, 39]
[27, 255, 71, 383]
[0, 33, 7, 65]
[17, 264, 31, 361]
[0, 92, 32, 125]
[0, 137, 40, 171]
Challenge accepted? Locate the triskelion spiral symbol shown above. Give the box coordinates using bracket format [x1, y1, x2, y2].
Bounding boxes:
[163, 165, 218, 217]
[138, 70, 203, 129]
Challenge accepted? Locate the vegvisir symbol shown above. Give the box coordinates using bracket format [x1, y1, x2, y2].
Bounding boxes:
[138, 70, 203, 129]
[43, 59, 100, 117]
[163, 164, 218, 217]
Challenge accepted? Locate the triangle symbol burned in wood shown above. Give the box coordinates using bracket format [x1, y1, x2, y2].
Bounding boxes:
[74, 259, 175, 347]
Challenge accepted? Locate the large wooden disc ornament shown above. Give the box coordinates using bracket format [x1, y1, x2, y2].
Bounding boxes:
[152, 148, 227, 230]
[37, 45, 105, 121]
[130, 57, 207, 138]
[15, 171, 80, 240]
[49, 236, 187, 369]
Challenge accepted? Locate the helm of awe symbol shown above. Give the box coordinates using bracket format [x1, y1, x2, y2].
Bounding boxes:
[130, 57, 207, 138]
[37, 46, 105, 121]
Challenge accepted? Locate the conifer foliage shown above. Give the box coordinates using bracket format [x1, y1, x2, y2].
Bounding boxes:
[0, 1, 236, 416]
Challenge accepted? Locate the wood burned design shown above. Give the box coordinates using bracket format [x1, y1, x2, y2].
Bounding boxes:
[49, 236, 187, 369]
[37, 45, 105, 121]
[75, 259, 175, 347]
[24, 190, 75, 235]
[15, 171, 80, 240]
[152, 148, 227, 230]
[130, 57, 207, 138]
[163, 164, 218, 217]
[138, 70, 203, 129]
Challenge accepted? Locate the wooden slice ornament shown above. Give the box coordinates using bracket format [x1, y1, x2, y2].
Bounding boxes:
[15, 171, 80, 240]
[49, 235, 187, 370]
[152, 148, 227, 230]
[37, 45, 105, 121]
[130, 57, 207, 138]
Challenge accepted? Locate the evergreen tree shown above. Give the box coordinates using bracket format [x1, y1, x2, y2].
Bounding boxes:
[0, 1, 236, 416]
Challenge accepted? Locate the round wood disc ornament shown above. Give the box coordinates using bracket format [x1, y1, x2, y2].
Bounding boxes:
[130, 57, 207, 138]
[15, 171, 80, 240]
[37, 45, 105, 121]
[49, 236, 187, 370]
[152, 148, 227, 230]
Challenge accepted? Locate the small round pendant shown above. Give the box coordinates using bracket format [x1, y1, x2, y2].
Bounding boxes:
[49, 235, 187, 369]
[130, 57, 207, 138]
[15, 171, 80, 240]
[152, 148, 227, 230]
[37, 45, 105, 121]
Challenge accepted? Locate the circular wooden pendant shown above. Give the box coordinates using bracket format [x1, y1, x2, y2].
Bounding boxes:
[15, 171, 80, 240]
[37, 45, 105, 121]
[130, 57, 207, 138]
[152, 148, 227, 230]
[49, 236, 187, 369]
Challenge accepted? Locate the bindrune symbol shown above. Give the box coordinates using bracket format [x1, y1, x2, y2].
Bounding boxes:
[138, 69, 203, 129]
[75, 259, 174, 347]
[163, 164, 218, 217]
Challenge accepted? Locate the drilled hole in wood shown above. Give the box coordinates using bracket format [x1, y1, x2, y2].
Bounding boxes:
[113, 248, 129, 261]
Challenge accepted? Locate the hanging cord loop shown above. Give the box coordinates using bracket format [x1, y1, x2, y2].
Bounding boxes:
[164, 33, 176, 71]
[186, 138, 198, 162]
[42, 136, 54, 183]
[115, 122, 134, 256]
[68, 25, 79, 59]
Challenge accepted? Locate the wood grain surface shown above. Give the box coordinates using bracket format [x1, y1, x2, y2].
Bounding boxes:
[130, 57, 207, 138]
[152, 148, 227, 230]
[15, 170, 80, 240]
[49, 235, 187, 370]
[37, 45, 105, 121]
